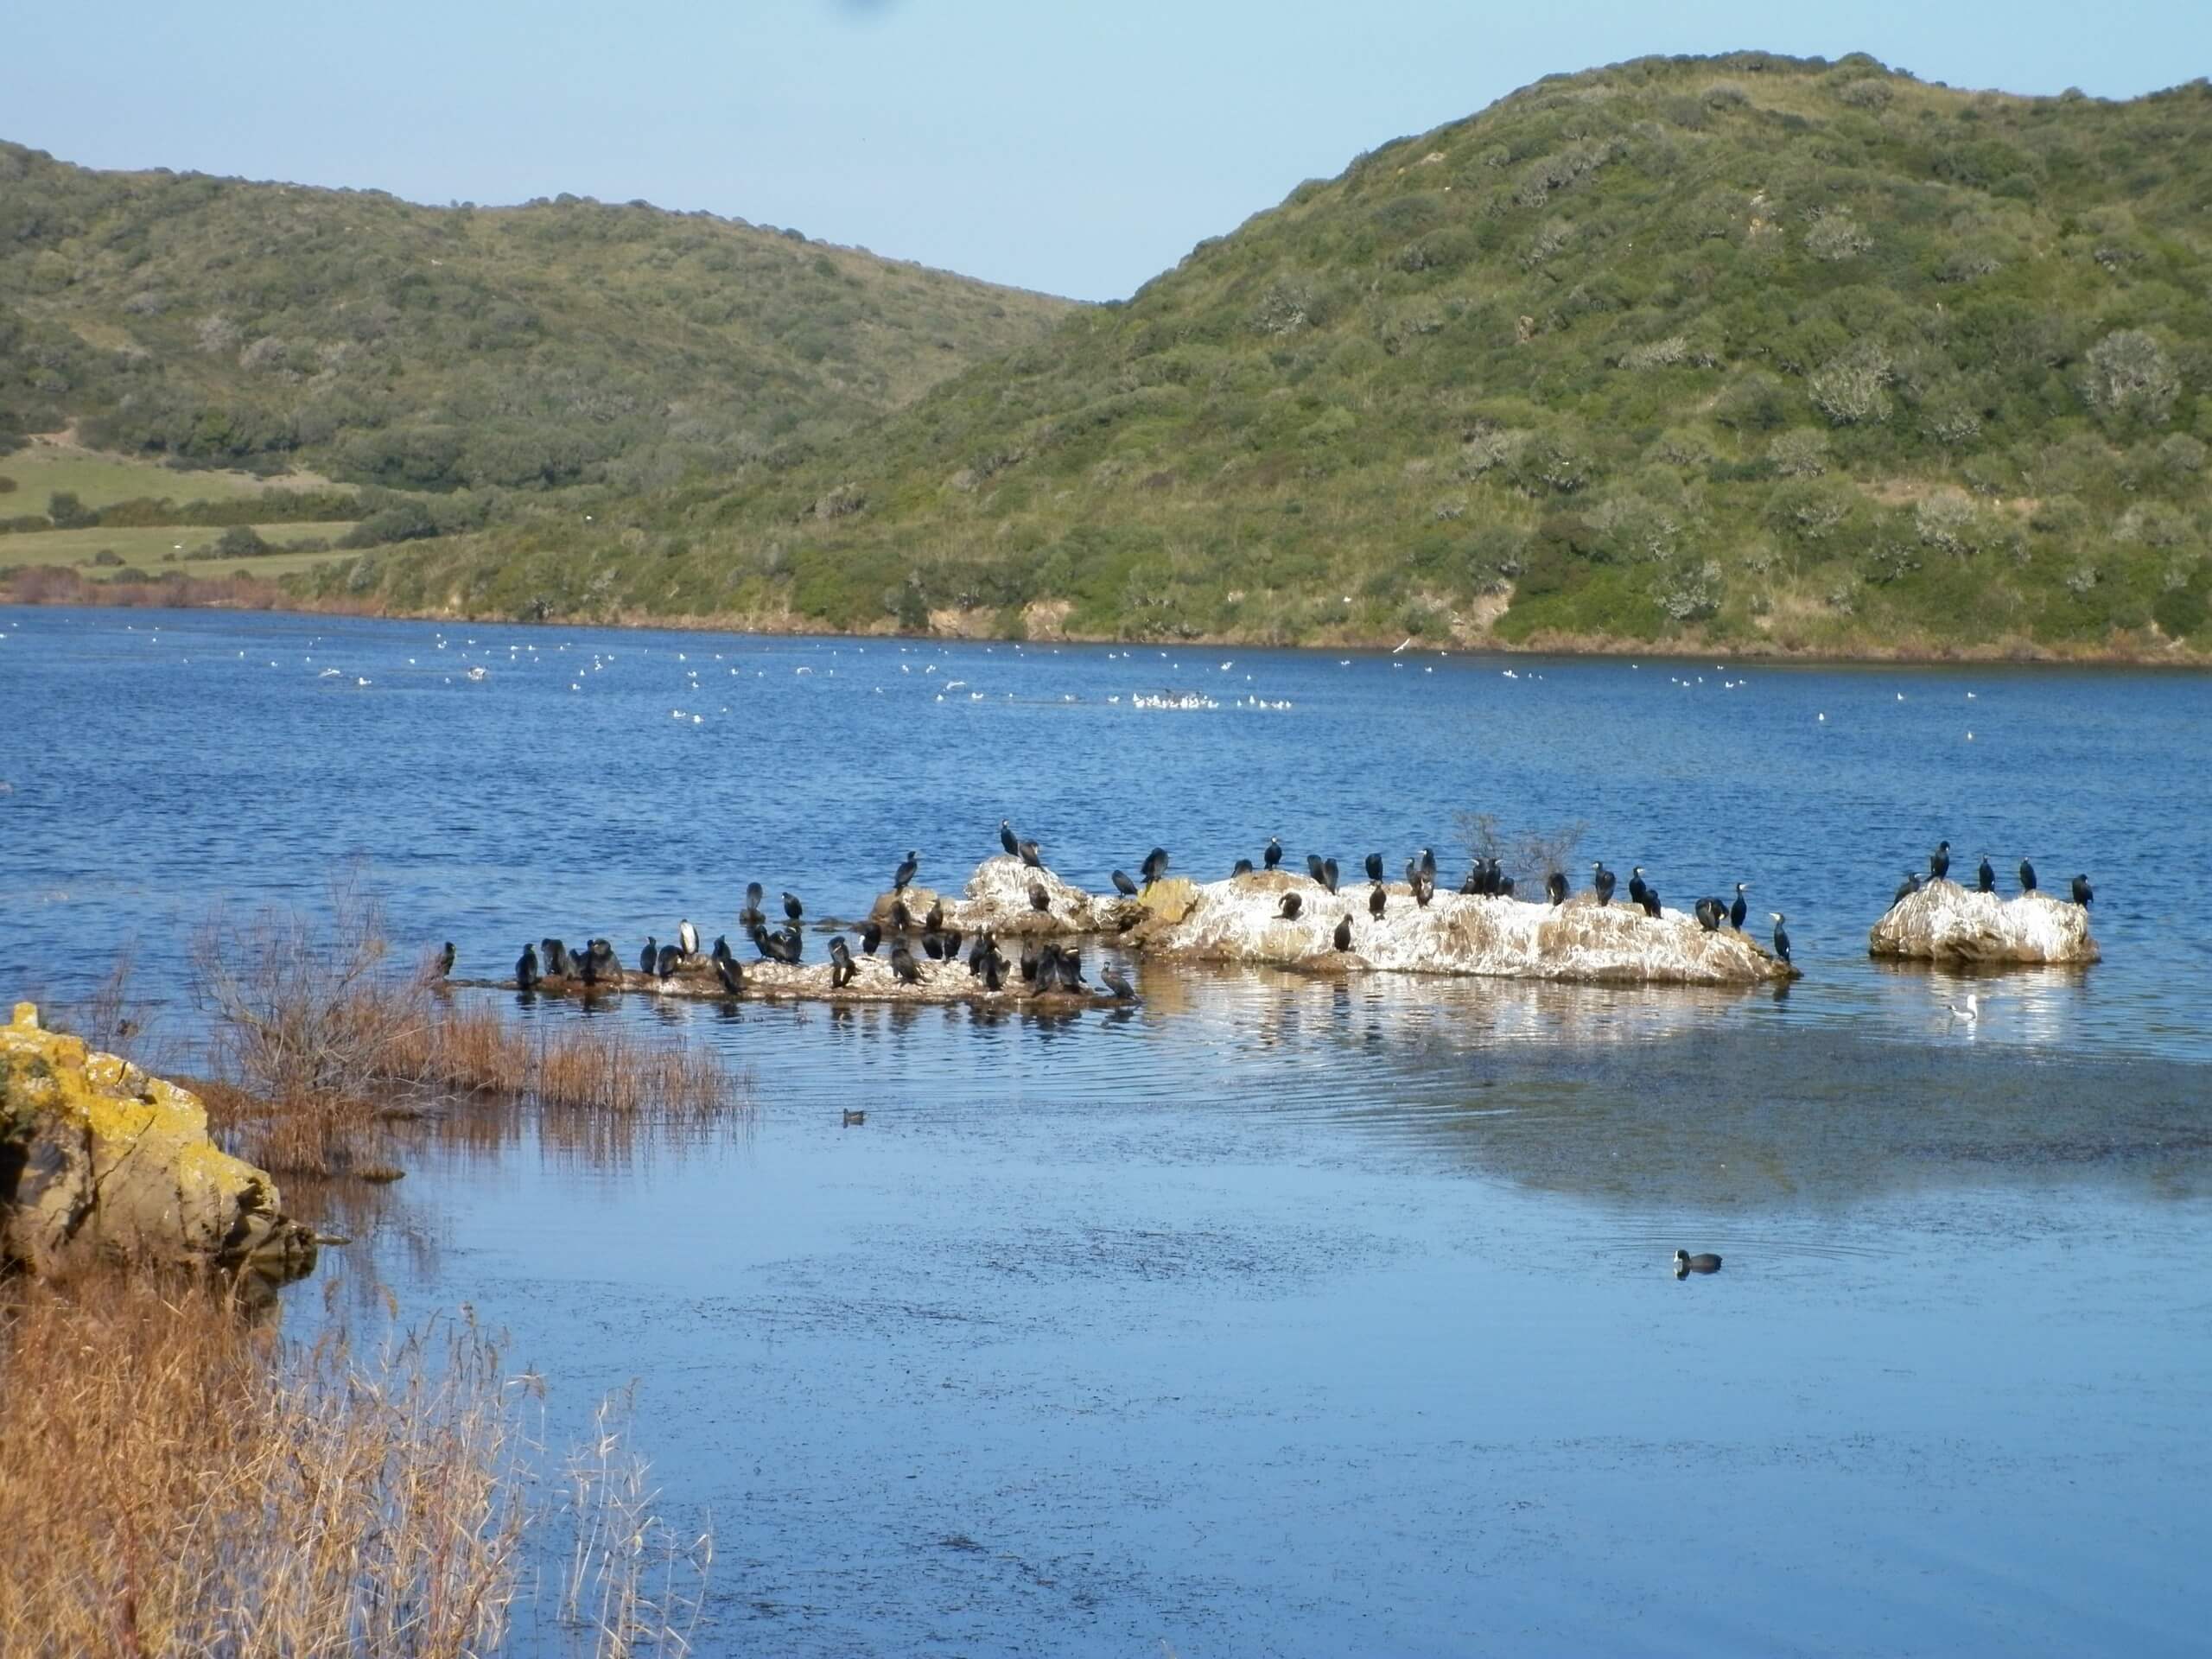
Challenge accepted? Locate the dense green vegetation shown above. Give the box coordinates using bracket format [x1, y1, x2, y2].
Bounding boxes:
[327, 53, 2209, 655]
[0, 141, 1071, 503]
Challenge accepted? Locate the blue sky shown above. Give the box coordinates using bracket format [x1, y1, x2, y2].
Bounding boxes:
[10, 1, 2208, 300]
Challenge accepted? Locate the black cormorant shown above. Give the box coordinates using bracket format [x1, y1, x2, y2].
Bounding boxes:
[1459, 866, 1480, 895]
[921, 931, 945, 960]
[2018, 859, 2037, 893]
[639, 938, 658, 976]
[1420, 848, 1438, 879]
[1000, 819, 1020, 857]
[1412, 872, 1433, 909]
[1279, 893, 1303, 920]
[715, 952, 744, 995]
[1231, 858, 1255, 876]
[1263, 836, 1282, 871]
[1369, 883, 1386, 918]
[1930, 840, 1951, 880]
[1893, 870, 1923, 908]
[889, 943, 922, 984]
[1729, 883, 1749, 931]
[1364, 852, 1384, 883]
[924, 900, 944, 932]
[1020, 941, 1041, 983]
[1639, 887, 1662, 918]
[1546, 871, 1569, 907]
[1112, 869, 1139, 896]
[541, 939, 568, 976]
[741, 883, 766, 930]
[1592, 862, 1616, 907]
[861, 919, 883, 956]
[1029, 881, 1051, 912]
[1770, 912, 1791, 964]
[1019, 837, 1045, 868]
[1627, 867, 1648, 909]
[890, 899, 912, 932]
[435, 941, 455, 979]
[782, 891, 804, 923]
[1306, 854, 1327, 886]
[1497, 874, 1516, 898]
[1032, 944, 1060, 988]
[1101, 964, 1135, 1000]
[1332, 914, 1353, 952]
[893, 851, 918, 892]
[517, 944, 539, 989]
[1141, 848, 1170, 886]
[2070, 873, 2094, 907]
[1977, 856, 1996, 894]
[1055, 949, 1086, 993]
[656, 943, 681, 978]
[1322, 857, 1339, 894]
[982, 950, 1006, 992]
[830, 936, 856, 988]
[774, 925, 804, 963]
[1694, 897, 1723, 931]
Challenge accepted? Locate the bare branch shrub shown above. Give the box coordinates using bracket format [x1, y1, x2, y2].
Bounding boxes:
[1456, 812, 1590, 880]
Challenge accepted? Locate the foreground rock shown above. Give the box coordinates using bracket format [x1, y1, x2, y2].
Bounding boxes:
[1, 1002, 318, 1281]
[1867, 880, 2099, 966]
[1137, 872, 1796, 985]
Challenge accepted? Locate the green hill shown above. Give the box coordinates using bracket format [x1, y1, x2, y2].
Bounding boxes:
[0, 141, 1072, 509]
[327, 52, 2210, 656]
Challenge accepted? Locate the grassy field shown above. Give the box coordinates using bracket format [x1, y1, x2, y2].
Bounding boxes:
[0, 442, 332, 512]
[0, 521, 354, 580]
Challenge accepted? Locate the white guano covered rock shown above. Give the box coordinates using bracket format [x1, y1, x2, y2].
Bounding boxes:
[1866, 880, 2099, 965]
[873, 855, 1125, 937]
[1144, 872, 1794, 985]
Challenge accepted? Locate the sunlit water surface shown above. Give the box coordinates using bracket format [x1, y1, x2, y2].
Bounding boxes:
[4, 607, 2209, 1656]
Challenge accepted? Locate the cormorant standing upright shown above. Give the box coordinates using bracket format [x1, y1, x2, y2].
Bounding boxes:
[1332, 913, 1353, 952]
[516, 944, 539, 990]
[861, 919, 883, 955]
[2018, 859, 2038, 893]
[1977, 856, 1997, 894]
[1694, 897, 1722, 932]
[1627, 867, 1648, 909]
[830, 936, 856, 988]
[1592, 862, 1617, 907]
[1322, 857, 1339, 894]
[1930, 840, 1952, 881]
[1369, 882, 1386, 918]
[2070, 874, 2094, 907]
[1770, 912, 1791, 964]
[782, 890, 804, 922]
[677, 920, 698, 959]
[1639, 886, 1662, 918]
[1893, 870, 1923, 908]
[1306, 854, 1328, 886]
[715, 952, 744, 995]
[1729, 882, 1749, 931]
[893, 850, 918, 892]
[1029, 882, 1051, 912]
[1018, 837, 1045, 868]
[639, 938, 658, 976]
[1000, 819, 1020, 857]
[1364, 853, 1384, 883]
[1141, 848, 1170, 887]
[656, 943, 681, 979]
[1263, 836, 1282, 871]
[435, 942, 455, 979]
[1546, 870, 1569, 906]
[1420, 848, 1438, 879]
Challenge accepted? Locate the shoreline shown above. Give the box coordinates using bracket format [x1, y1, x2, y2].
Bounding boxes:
[3, 574, 2209, 671]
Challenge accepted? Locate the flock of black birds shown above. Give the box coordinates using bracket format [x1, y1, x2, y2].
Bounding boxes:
[489, 817, 1806, 996]
[1888, 840, 2094, 910]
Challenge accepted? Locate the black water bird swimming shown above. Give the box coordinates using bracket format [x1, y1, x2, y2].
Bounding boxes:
[1369, 883, 1387, 918]
[1263, 836, 1282, 871]
[1674, 1249, 1722, 1275]
[782, 890, 804, 923]
[1279, 893, 1303, 920]
[1592, 862, 1616, 907]
[1101, 963, 1135, 1000]
[1770, 912, 1791, 964]
[829, 936, 856, 988]
[2070, 873, 2094, 907]
[639, 938, 658, 976]
[2018, 859, 2037, 893]
[1231, 858, 1255, 877]
[435, 941, 455, 979]
[1694, 897, 1723, 932]
[714, 953, 744, 995]
[1332, 914, 1353, 952]
[1112, 869, 1139, 896]
[1729, 883, 1749, 931]
[1028, 881, 1051, 912]
[516, 944, 539, 990]
[1000, 819, 1020, 857]
[893, 850, 918, 892]
[861, 919, 883, 956]
[1639, 886, 1662, 919]
[889, 943, 922, 984]
[1546, 871, 1569, 907]
[1141, 847, 1170, 887]
[1018, 837, 1045, 869]
[1930, 840, 1951, 881]
[677, 919, 698, 959]
[1977, 856, 1997, 894]
[656, 943, 681, 979]
[1627, 867, 1648, 909]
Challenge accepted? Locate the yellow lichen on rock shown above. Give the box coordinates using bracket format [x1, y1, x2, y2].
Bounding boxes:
[1, 1001, 316, 1281]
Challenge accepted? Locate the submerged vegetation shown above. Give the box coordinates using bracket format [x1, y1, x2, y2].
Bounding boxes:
[322, 53, 2209, 657]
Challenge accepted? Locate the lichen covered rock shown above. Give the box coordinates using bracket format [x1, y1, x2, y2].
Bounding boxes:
[0, 1002, 317, 1280]
[1867, 880, 2099, 966]
[873, 855, 1116, 937]
[1141, 872, 1796, 985]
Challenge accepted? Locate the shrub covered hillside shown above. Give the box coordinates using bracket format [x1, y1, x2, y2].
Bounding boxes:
[0, 143, 1071, 497]
[335, 53, 2210, 656]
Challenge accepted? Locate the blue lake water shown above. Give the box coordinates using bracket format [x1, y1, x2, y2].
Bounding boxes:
[3, 605, 2209, 1656]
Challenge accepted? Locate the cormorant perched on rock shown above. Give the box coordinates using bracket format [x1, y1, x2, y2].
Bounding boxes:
[1055, 948, 1087, 993]
[943, 925, 963, 959]
[924, 899, 944, 932]
[982, 950, 1006, 992]
[541, 939, 568, 977]
[1306, 853, 1327, 886]
[711, 934, 731, 963]
[1141, 847, 1170, 886]
[1019, 940, 1041, 983]
[2070, 873, 2094, 907]
[1000, 819, 1020, 857]
[1977, 856, 1997, 893]
[1032, 943, 1060, 988]
[921, 930, 945, 960]
[656, 943, 682, 979]
[1231, 858, 1255, 876]
[1332, 914, 1353, 952]
[1018, 837, 1045, 869]
[1028, 881, 1051, 912]
[1263, 836, 1282, 871]
[861, 919, 883, 956]
[1459, 865, 1481, 895]
[1322, 857, 1340, 893]
[1369, 882, 1387, 918]
[829, 936, 856, 988]
[774, 925, 804, 963]
[639, 938, 658, 976]
[1112, 869, 1139, 896]
[576, 942, 601, 985]
[1930, 841, 1951, 880]
[1420, 848, 1438, 879]
[741, 883, 766, 930]
[677, 920, 698, 959]
[1639, 886, 1662, 918]
[435, 941, 456, 980]
[893, 850, 918, 892]
[889, 943, 922, 984]
[890, 899, 912, 933]
[1101, 963, 1135, 1000]
[1592, 862, 1617, 907]
[1674, 1249, 1722, 1275]
[2018, 858, 2037, 893]
[1546, 870, 1569, 907]
[1497, 873, 1516, 898]
[1770, 912, 1791, 964]
[1412, 871, 1434, 909]
[714, 952, 744, 995]
[1279, 893, 1304, 920]
[968, 928, 995, 976]
[1364, 852, 1384, 883]
[782, 891, 804, 923]
[517, 944, 539, 989]
[1730, 883, 1749, 931]
[1627, 867, 1648, 909]
[1694, 897, 1723, 931]
[1893, 870, 1923, 908]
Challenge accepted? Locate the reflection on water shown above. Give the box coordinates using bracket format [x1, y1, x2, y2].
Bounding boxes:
[6, 609, 2210, 1656]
